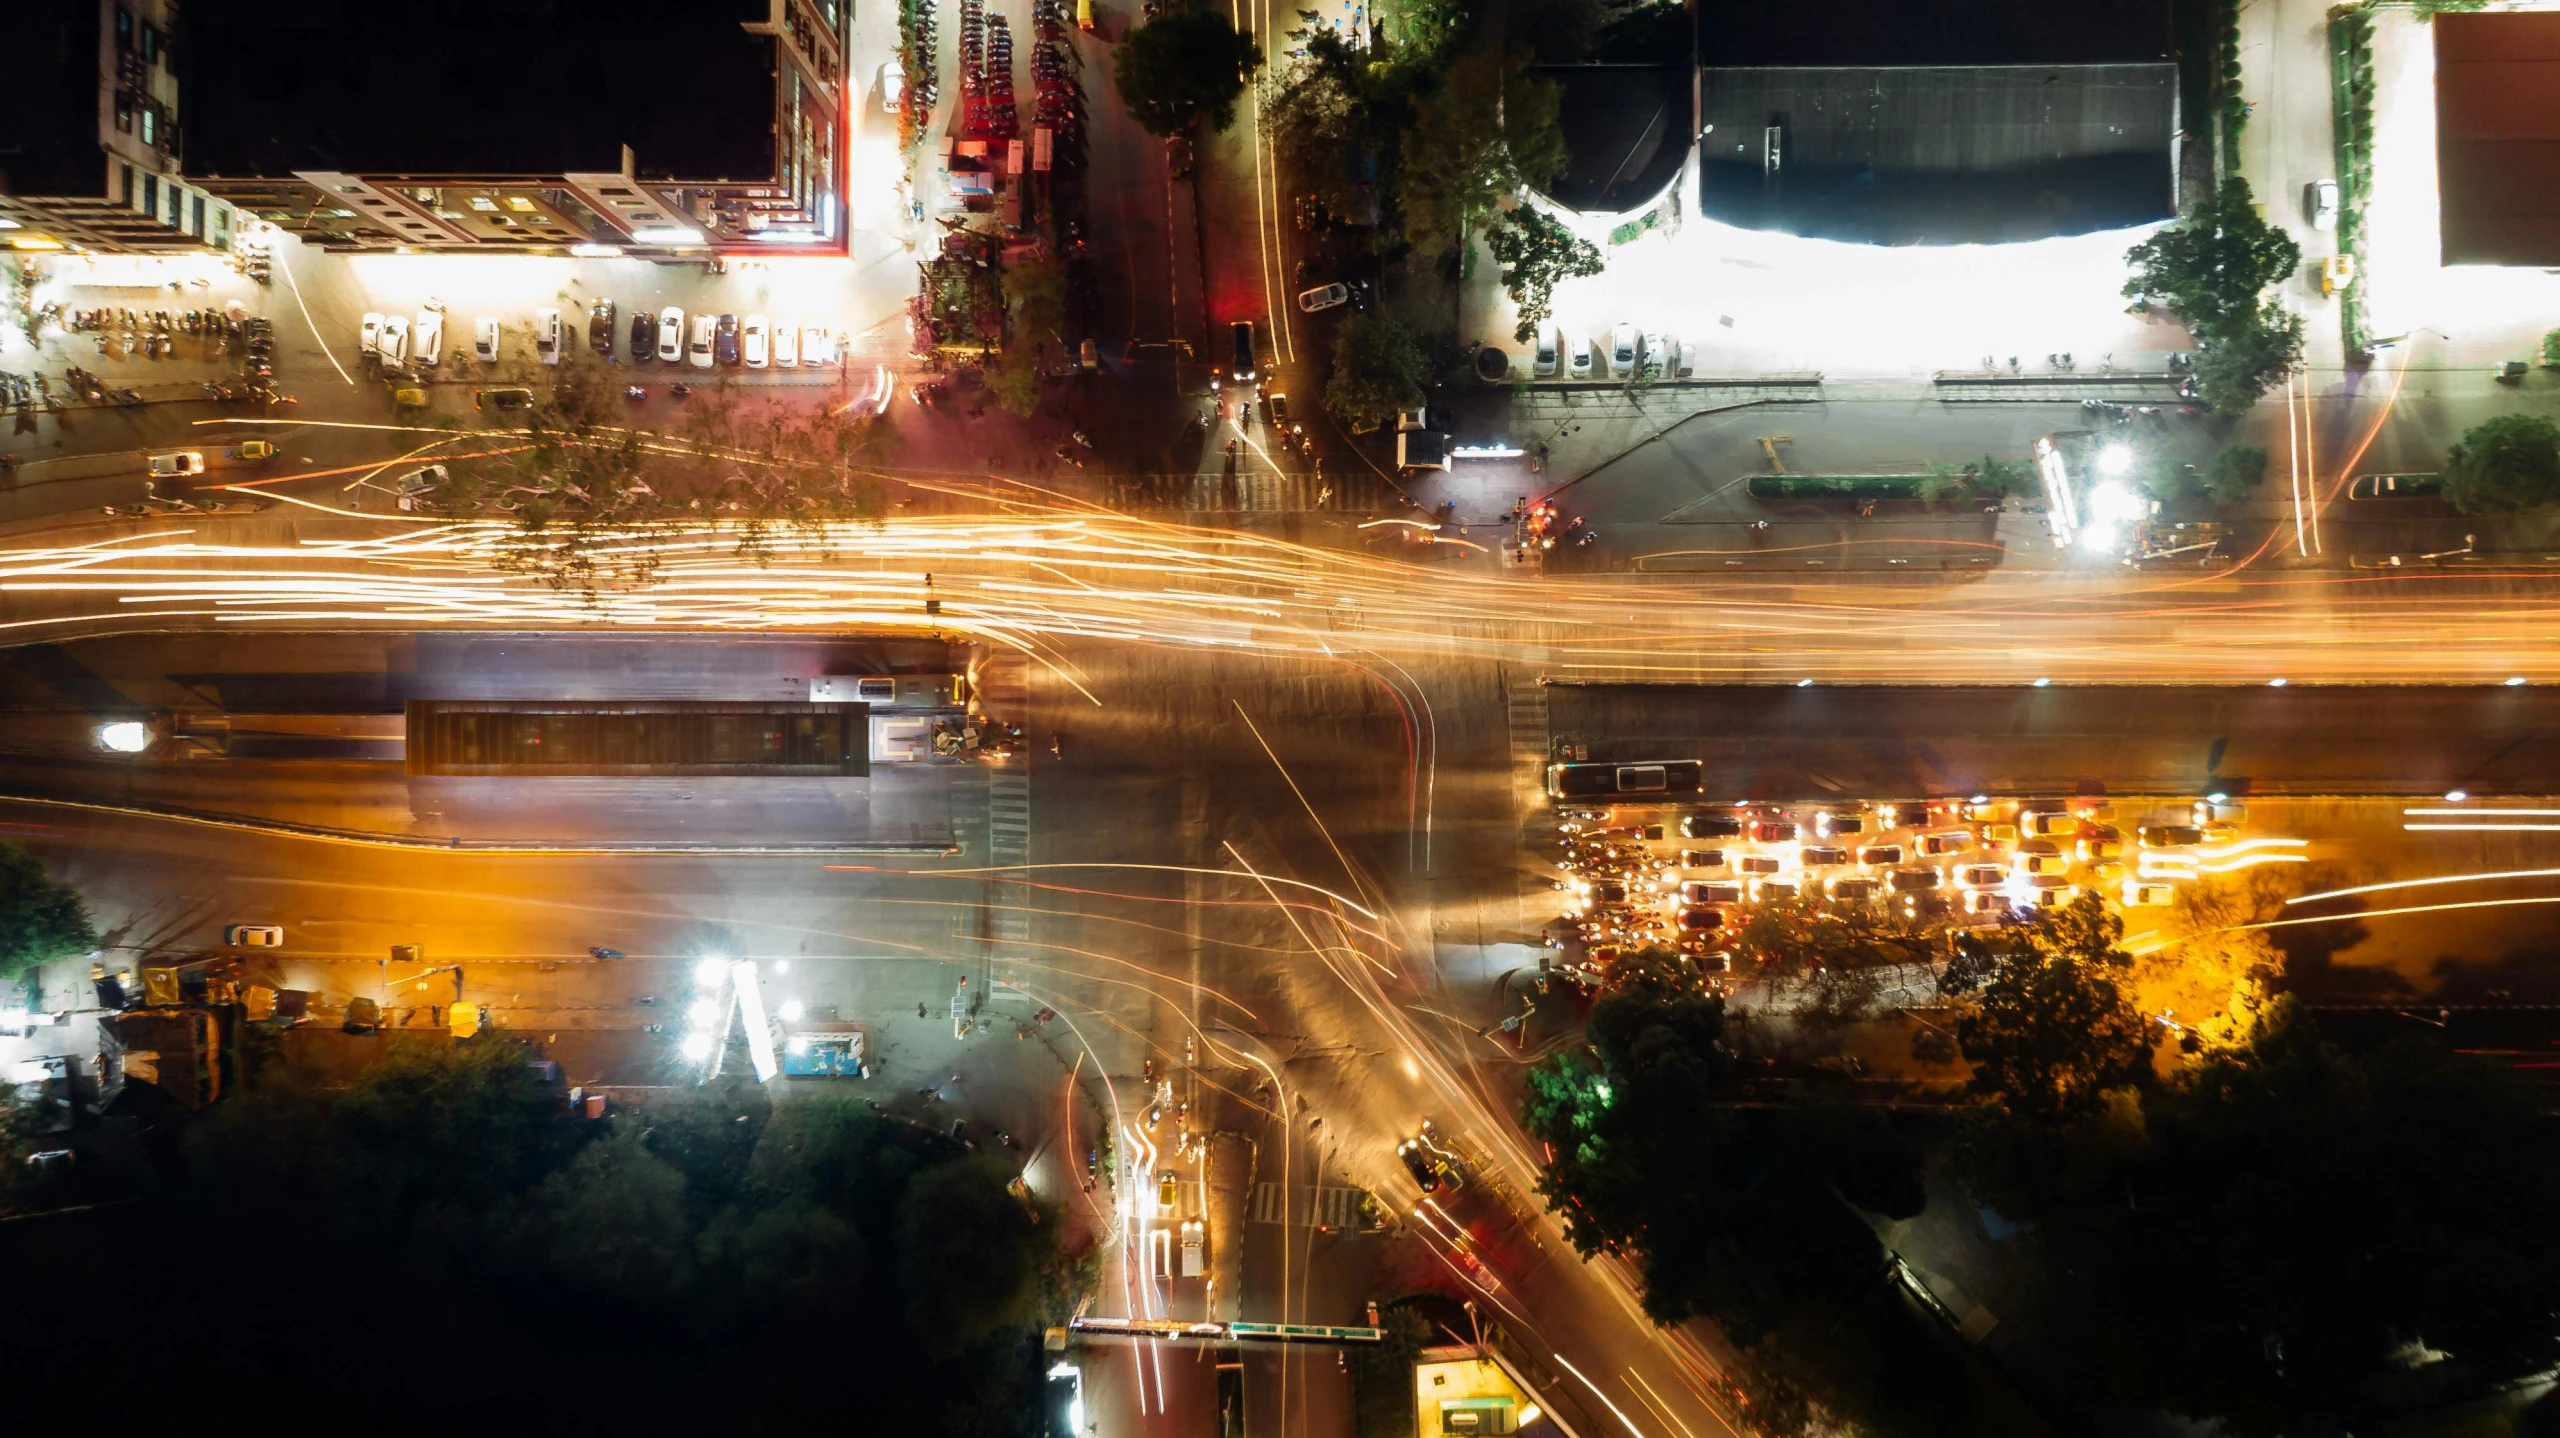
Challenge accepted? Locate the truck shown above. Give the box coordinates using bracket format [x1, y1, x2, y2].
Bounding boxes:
[809, 674, 968, 709]
[780, 1021, 868, 1077]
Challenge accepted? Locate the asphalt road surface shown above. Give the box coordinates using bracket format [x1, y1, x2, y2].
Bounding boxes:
[1548, 681, 2560, 799]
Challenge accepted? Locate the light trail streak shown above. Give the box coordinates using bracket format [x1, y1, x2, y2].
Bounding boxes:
[822, 861, 1387, 926]
[2403, 808, 2560, 817]
[2289, 867, 2560, 905]
[6, 503, 2560, 684]
[1555, 1353, 1654, 1438]
[2247, 895, 2560, 930]
[2405, 824, 2560, 832]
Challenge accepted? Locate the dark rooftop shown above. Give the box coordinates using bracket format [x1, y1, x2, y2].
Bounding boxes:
[0, 0, 106, 197]
[2434, 12, 2560, 266]
[183, 0, 778, 181]
[1537, 64, 1692, 215]
[1699, 0, 2174, 67]
[1697, 64, 2179, 244]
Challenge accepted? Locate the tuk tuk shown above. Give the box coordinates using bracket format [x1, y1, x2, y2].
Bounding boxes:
[225, 440, 277, 462]
[392, 386, 429, 409]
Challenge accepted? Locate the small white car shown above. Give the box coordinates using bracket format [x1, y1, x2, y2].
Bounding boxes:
[802, 324, 835, 366]
[413, 304, 445, 367]
[1533, 322, 1559, 377]
[658, 306, 686, 363]
[360, 312, 384, 357]
[535, 308, 562, 366]
[743, 314, 769, 367]
[2305, 178, 2339, 231]
[1609, 322, 1638, 377]
[1296, 283, 1350, 314]
[225, 924, 284, 947]
[147, 451, 206, 478]
[882, 58, 906, 113]
[378, 314, 409, 366]
[688, 312, 716, 368]
[772, 317, 799, 368]
[1566, 330, 1593, 378]
[2121, 881, 2175, 908]
[1640, 331, 1666, 379]
[474, 317, 500, 363]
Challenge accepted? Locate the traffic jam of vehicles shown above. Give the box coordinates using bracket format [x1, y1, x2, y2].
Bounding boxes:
[1544, 759, 2302, 975]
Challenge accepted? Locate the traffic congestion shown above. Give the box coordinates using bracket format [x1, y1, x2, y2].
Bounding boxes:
[1548, 787, 2305, 977]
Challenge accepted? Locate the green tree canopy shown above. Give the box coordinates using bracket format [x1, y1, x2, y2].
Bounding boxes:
[0, 840, 96, 985]
[2442, 413, 2560, 512]
[1487, 207, 1604, 343]
[1112, 10, 1264, 137]
[1967, 1004, 2560, 1435]
[1398, 46, 1567, 255]
[2124, 178, 2302, 335]
[1323, 309, 1429, 432]
[2191, 301, 2305, 413]
[1942, 894, 2155, 1119]
[2203, 444, 2270, 505]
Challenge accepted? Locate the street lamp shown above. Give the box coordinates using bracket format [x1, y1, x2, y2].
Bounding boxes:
[95, 721, 150, 753]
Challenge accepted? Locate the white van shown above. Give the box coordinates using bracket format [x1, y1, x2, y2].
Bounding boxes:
[1533, 322, 1560, 377]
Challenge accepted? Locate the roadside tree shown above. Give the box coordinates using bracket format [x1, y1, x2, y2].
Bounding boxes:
[0, 840, 96, 986]
[1940, 894, 2153, 1119]
[1323, 310, 1430, 431]
[1398, 46, 1567, 257]
[2203, 444, 2270, 505]
[2124, 178, 2301, 335]
[1487, 207, 1604, 343]
[2190, 302, 2305, 413]
[1112, 11, 1264, 138]
[2442, 412, 2560, 512]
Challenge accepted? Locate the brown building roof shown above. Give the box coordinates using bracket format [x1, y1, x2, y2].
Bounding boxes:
[2435, 12, 2560, 266]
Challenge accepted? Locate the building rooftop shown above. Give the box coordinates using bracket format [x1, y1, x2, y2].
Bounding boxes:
[2433, 11, 2560, 266]
[1537, 64, 1692, 216]
[1697, 64, 2179, 244]
[1699, 0, 2173, 67]
[182, 0, 778, 181]
[0, 0, 107, 196]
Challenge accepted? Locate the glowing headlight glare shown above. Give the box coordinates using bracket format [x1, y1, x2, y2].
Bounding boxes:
[688, 998, 720, 1025]
[679, 1032, 714, 1061]
[2096, 444, 2133, 476]
[779, 999, 806, 1022]
[696, 956, 732, 985]
[96, 721, 150, 753]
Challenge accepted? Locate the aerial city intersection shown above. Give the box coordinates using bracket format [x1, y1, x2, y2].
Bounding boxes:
[5, 0, 2560, 1433]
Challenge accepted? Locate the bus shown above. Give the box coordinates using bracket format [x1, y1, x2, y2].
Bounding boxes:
[404, 701, 868, 777]
[1545, 759, 1705, 800]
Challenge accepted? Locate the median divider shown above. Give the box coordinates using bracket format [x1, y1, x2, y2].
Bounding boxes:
[0, 789, 961, 855]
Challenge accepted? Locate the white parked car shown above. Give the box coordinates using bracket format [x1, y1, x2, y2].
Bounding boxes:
[688, 312, 716, 368]
[414, 304, 445, 367]
[474, 316, 500, 363]
[378, 314, 409, 366]
[360, 312, 384, 357]
[743, 314, 769, 367]
[802, 324, 835, 366]
[772, 317, 799, 368]
[2304, 178, 2339, 231]
[147, 451, 206, 477]
[2121, 881, 2176, 907]
[1640, 331, 1666, 379]
[1296, 283, 1350, 313]
[1609, 322, 1638, 377]
[1567, 329, 1593, 379]
[535, 308, 561, 366]
[1533, 322, 1559, 377]
[882, 58, 906, 113]
[225, 924, 284, 947]
[658, 306, 686, 363]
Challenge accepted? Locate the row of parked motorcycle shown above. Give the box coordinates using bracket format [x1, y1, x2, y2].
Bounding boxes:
[906, 1, 942, 116]
[59, 306, 261, 362]
[1029, 0, 1082, 133]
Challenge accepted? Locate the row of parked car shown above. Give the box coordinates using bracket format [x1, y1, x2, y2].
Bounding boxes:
[357, 301, 842, 371]
[1558, 797, 2254, 960]
[1527, 321, 1693, 381]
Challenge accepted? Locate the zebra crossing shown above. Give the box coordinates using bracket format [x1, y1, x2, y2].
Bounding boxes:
[974, 652, 1031, 947]
[1248, 1182, 1371, 1229]
[1178, 466, 1330, 513]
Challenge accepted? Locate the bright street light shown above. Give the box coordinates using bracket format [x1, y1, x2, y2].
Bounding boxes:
[695, 957, 731, 985]
[679, 1032, 714, 1061]
[2096, 444, 2133, 476]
